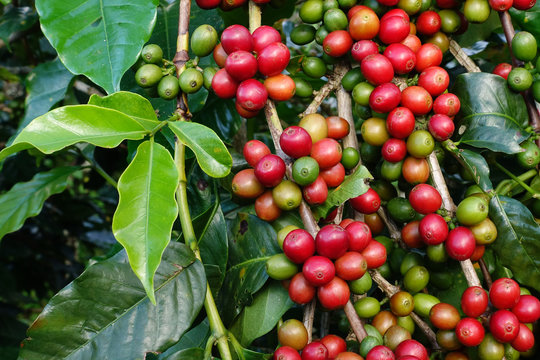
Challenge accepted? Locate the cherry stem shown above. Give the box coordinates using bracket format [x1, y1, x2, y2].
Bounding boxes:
[300, 66, 348, 118]
[449, 39, 481, 73]
[478, 258, 493, 289]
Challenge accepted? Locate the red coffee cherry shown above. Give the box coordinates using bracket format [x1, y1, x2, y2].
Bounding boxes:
[512, 294, 540, 323]
[350, 188, 381, 214]
[252, 25, 281, 54]
[492, 62, 512, 80]
[361, 54, 395, 85]
[289, 273, 316, 304]
[386, 107, 416, 139]
[315, 224, 349, 259]
[369, 82, 402, 113]
[273, 346, 301, 360]
[461, 286, 489, 318]
[366, 345, 395, 360]
[320, 335, 346, 359]
[317, 277, 350, 310]
[418, 66, 450, 97]
[455, 317, 485, 347]
[225, 50, 258, 81]
[221, 24, 253, 54]
[303, 176, 329, 206]
[419, 213, 448, 245]
[351, 40, 379, 62]
[243, 139, 271, 167]
[378, 15, 410, 44]
[416, 11, 442, 35]
[323, 30, 353, 57]
[361, 239, 387, 269]
[231, 169, 264, 199]
[428, 114, 455, 141]
[383, 43, 417, 75]
[445, 226, 476, 261]
[258, 42, 290, 76]
[311, 138, 342, 169]
[394, 339, 429, 360]
[302, 255, 336, 286]
[320, 163, 345, 188]
[433, 93, 461, 116]
[301, 341, 328, 360]
[236, 79, 268, 111]
[335, 251, 368, 280]
[415, 43, 443, 72]
[382, 138, 407, 163]
[489, 309, 520, 343]
[490, 277, 521, 310]
[254, 154, 286, 187]
[211, 68, 238, 98]
[345, 221, 372, 252]
[511, 323, 535, 352]
[283, 229, 316, 264]
[280, 126, 312, 159]
[409, 184, 442, 214]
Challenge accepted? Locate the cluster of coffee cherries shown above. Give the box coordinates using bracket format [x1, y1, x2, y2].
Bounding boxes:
[211, 24, 295, 118]
[273, 316, 431, 360]
[232, 113, 360, 222]
[493, 31, 540, 103]
[134, 24, 220, 99]
[443, 278, 540, 357]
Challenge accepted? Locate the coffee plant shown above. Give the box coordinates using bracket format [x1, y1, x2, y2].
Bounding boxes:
[1, 0, 540, 359]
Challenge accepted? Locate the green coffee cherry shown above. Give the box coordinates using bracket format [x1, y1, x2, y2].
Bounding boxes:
[203, 67, 218, 90]
[516, 141, 540, 169]
[512, 31, 537, 62]
[265, 253, 299, 280]
[158, 75, 180, 100]
[141, 44, 163, 64]
[300, 0, 324, 23]
[290, 24, 317, 45]
[191, 24, 218, 57]
[179, 68, 203, 94]
[135, 64, 163, 88]
[302, 57, 326, 78]
[293, 77, 313, 98]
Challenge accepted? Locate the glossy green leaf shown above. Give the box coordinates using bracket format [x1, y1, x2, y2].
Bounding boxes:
[490, 196, 540, 292]
[219, 213, 281, 325]
[0, 166, 79, 241]
[456, 11, 500, 48]
[453, 73, 529, 154]
[0, 6, 37, 50]
[230, 282, 294, 346]
[198, 207, 228, 294]
[15, 58, 74, 140]
[510, 3, 540, 39]
[112, 140, 179, 304]
[315, 165, 372, 218]
[0, 105, 152, 162]
[18, 242, 206, 360]
[155, 319, 211, 359]
[168, 121, 232, 178]
[89, 91, 160, 131]
[35, 0, 159, 94]
[191, 93, 243, 143]
[443, 143, 493, 192]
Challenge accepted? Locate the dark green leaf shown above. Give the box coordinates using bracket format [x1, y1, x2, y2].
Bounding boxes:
[453, 73, 529, 154]
[219, 213, 281, 325]
[35, 0, 159, 94]
[0, 6, 37, 50]
[148, 348, 205, 360]
[443, 143, 493, 192]
[510, 3, 540, 39]
[315, 165, 372, 218]
[456, 11, 501, 48]
[230, 282, 294, 346]
[191, 93, 243, 144]
[489, 196, 540, 292]
[0, 105, 153, 162]
[168, 121, 232, 178]
[150, 319, 211, 360]
[0, 166, 79, 241]
[112, 140, 179, 303]
[15, 59, 75, 139]
[89, 91, 160, 131]
[18, 242, 206, 360]
[198, 207, 228, 294]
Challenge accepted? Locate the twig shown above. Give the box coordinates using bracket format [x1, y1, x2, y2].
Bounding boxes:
[460, 259, 482, 287]
[449, 40, 481, 73]
[300, 69, 347, 118]
[478, 258, 493, 289]
[377, 207, 406, 249]
[369, 270, 440, 350]
[344, 300, 368, 342]
[74, 80, 105, 97]
[303, 298, 316, 343]
[320, 312, 330, 338]
[172, 0, 191, 115]
[427, 152, 456, 217]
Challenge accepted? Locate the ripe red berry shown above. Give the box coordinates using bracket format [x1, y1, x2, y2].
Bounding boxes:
[221, 24, 253, 54]
[383, 43, 417, 75]
[512, 294, 540, 323]
[416, 11, 441, 35]
[283, 229, 316, 264]
[317, 277, 350, 310]
[320, 163, 345, 188]
[289, 273, 316, 304]
[433, 93, 461, 116]
[461, 286, 489, 318]
[415, 43, 443, 72]
[303, 176, 329, 206]
[302, 255, 336, 286]
[225, 50, 258, 81]
[409, 184, 442, 214]
[254, 154, 286, 187]
[366, 345, 395, 360]
[382, 138, 407, 162]
[418, 66, 450, 97]
[455, 317, 485, 347]
[511, 323, 535, 352]
[315, 224, 349, 259]
[350, 188, 381, 214]
[401, 86, 433, 115]
[428, 114, 455, 141]
[273, 346, 301, 360]
[301, 341, 328, 360]
[320, 335, 346, 359]
[369, 82, 402, 113]
[323, 30, 353, 57]
[236, 79, 268, 111]
[489, 0, 513, 11]
[361, 239, 387, 269]
[345, 221, 372, 252]
[378, 15, 410, 44]
[211, 68, 238, 98]
[490, 309, 520, 343]
[492, 62, 512, 80]
[490, 277, 521, 309]
[258, 42, 290, 76]
[311, 138, 342, 169]
[351, 40, 379, 62]
[445, 226, 476, 261]
[394, 339, 428, 360]
[386, 107, 415, 139]
[419, 213, 448, 245]
[252, 25, 281, 54]
[280, 126, 312, 159]
[361, 54, 394, 85]
[335, 251, 368, 280]
[243, 140, 271, 167]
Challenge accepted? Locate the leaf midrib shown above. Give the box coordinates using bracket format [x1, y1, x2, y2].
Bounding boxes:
[98, 0, 115, 92]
